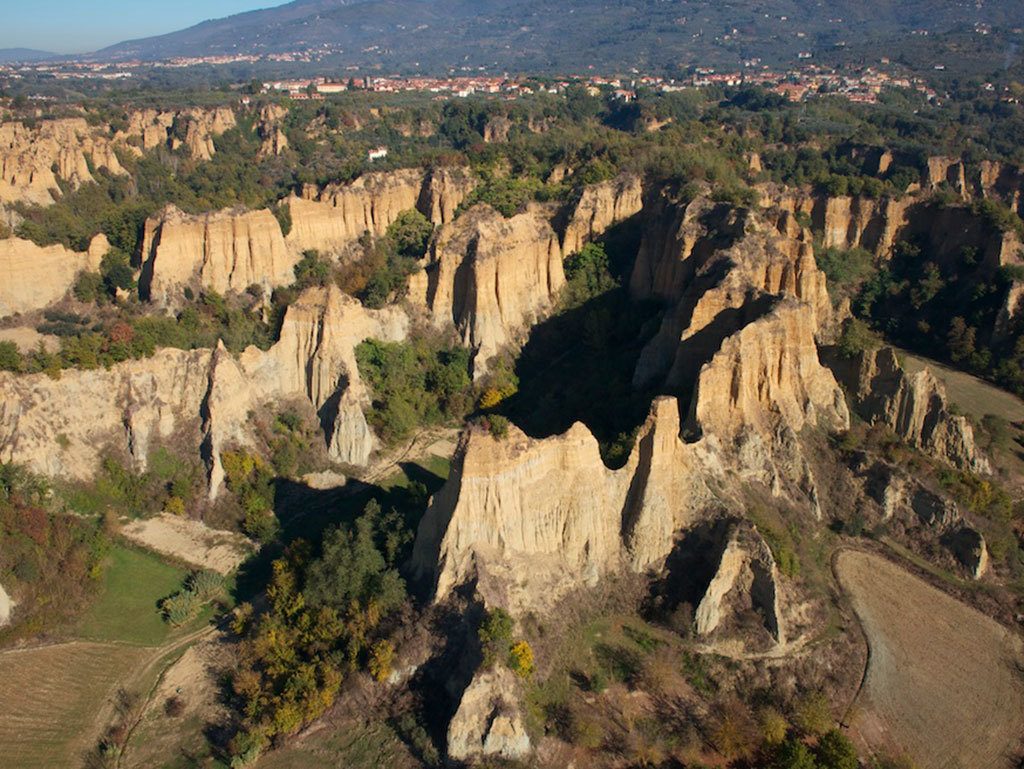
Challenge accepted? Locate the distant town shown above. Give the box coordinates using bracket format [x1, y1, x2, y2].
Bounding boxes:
[1, 47, 1019, 105]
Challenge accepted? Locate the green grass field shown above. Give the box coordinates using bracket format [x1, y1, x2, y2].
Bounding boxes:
[76, 544, 190, 646]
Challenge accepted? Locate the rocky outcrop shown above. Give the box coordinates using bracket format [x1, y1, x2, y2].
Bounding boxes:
[561, 174, 643, 255]
[411, 397, 712, 609]
[413, 194, 847, 611]
[482, 116, 512, 144]
[285, 169, 426, 255]
[632, 197, 835, 392]
[257, 104, 289, 158]
[118, 107, 237, 161]
[838, 347, 990, 474]
[139, 205, 295, 305]
[447, 667, 531, 762]
[0, 583, 14, 628]
[0, 285, 408, 495]
[409, 204, 564, 373]
[690, 300, 849, 442]
[239, 285, 408, 469]
[0, 118, 126, 206]
[0, 235, 107, 316]
[419, 165, 476, 225]
[694, 521, 785, 644]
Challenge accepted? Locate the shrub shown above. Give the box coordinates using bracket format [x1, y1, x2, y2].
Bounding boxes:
[508, 640, 535, 678]
[837, 317, 880, 359]
[0, 342, 23, 373]
[164, 696, 186, 717]
[164, 496, 186, 516]
[73, 270, 104, 303]
[792, 691, 833, 737]
[487, 414, 510, 439]
[368, 639, 396, 682]
[479, 608, 514, 667]
[815, 729, 859, 769]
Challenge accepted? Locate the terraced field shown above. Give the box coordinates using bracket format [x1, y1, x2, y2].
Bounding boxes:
[0, 641, 150, 769]
[837, 550, 1024, 769]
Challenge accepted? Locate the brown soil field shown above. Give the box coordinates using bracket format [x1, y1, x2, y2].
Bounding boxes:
[0, 641, 150, 769]
[836, 550, 1024, 769]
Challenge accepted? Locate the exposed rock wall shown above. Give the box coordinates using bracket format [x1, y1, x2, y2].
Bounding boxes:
[837, 347, 990, 473]
[409, 204, 564, 373]
[632, 197, 834, 391]
[0, 285, 409, 495]
[694, 521, 785, 644]
[411, 397, 710, 608]
[239, 285, 408, 469]
[447, 668, 530, 762]
[561, 174, 643, 255]
[691, 300, 849, 442]
[285, 169, 426, 254]
[139, 205, 296, 305]
[118, 107, 237, 161]
[0, 118, 126, 206]
[413, 195, 848, 612]
[0, 235, 106, 317]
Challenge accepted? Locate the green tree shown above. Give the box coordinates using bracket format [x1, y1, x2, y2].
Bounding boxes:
[478, 608, 514, 667]
[0, 342, 23, 373]
[815, 729, 859, 769]
[387, 209, 434, 259]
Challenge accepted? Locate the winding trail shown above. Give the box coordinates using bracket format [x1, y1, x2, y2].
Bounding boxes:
[836, 550, 1024, 769]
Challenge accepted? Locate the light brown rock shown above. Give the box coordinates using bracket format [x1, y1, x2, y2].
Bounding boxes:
[0, 118, 126, 206]
[0, 286, 409, 495]
[139, 205, 295, 304]
[0, 237, 103, 316]
[447, 667, 530, 762]
[840, 347, 990, 473]
[410, 204, 564, 373]
[561, 174, 643, 256]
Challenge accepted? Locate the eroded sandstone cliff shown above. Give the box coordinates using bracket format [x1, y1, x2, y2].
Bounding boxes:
[0, 285, 408, 495]
[0, 235, 108, 317]
[139, 205, 296, 305]
[0, 118, 126, 206]
[836, 346, 990, 473]
[409, 203, 564, 373]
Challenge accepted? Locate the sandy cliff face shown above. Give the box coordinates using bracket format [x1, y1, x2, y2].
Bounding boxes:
[0, 118, 126, 206]
[561, 174, 643, 256]
[239, 285, 408, 470]
[118, 107, 237, 161]
[837, 347, 990, 473]
[0, 235, 107, 317]
[632, 197, 833, 390]
[0, 285, 408, 495]
[410, 397, 709, 608]
[412, 193, 847, 614]
[139, 205, 296, 305]
[285, 169, 427, 254]
[409, 203, 564, 373]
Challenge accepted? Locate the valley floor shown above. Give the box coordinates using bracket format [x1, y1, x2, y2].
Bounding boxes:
[837, 549, 1024, 769]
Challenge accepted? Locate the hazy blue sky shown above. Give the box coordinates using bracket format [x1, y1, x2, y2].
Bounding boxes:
[1, 0, 279, 54]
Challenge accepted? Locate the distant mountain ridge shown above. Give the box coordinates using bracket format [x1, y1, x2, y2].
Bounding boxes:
[0, 48, 57, 63]
[96, 0, 1024, 73]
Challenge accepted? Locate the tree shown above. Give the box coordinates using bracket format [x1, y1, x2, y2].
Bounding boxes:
[479, 608, 514, 666]
[815, 729, 859, 769]
[368, 639, 396, 682]
[771, 737, 818, 769]
[0, 342, 23, 373]
[387, 209, 434, 259]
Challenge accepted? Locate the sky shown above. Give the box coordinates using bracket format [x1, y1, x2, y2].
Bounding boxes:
[0, 0, 282, 54]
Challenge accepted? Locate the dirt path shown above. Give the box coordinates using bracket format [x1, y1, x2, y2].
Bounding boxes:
[836, 550, 1024, 769]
